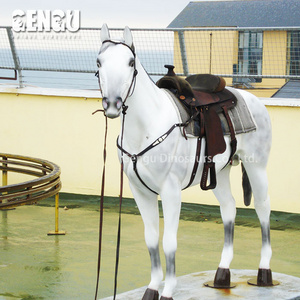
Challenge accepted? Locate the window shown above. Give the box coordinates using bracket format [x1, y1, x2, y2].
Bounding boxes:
[237, 31, 263, 82]
[287, 31, 300, 76]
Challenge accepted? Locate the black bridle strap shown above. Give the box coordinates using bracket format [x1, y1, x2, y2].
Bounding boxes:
[102, 40, 136, 58]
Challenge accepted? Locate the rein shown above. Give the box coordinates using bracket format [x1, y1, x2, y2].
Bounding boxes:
[92, 109, 107, 300]
[92, 107, 127, 300]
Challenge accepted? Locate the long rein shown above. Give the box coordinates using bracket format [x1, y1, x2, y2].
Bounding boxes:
[93, 40, 197, 300]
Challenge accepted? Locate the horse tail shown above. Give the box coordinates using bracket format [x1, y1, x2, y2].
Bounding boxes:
[241, 163, 252, 206]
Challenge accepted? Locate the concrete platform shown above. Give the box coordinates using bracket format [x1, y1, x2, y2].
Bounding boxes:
[101, 269, 300, 300]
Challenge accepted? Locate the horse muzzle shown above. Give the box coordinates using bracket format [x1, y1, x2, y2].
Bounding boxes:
[102, 96, 123, 118]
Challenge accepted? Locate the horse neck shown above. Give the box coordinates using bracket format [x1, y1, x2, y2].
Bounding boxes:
[121, 58, 172, 147]
[128, 59, 163, 114]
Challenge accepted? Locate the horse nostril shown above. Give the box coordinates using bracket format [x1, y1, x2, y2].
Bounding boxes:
[102, 97, 109, 110]
[115, 97, 123, 110]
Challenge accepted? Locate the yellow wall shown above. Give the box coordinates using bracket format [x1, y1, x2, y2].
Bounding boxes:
[0, 88, 299, 214]
[174, 30, 237, 76]
[0, 88, 117, 196]
[244, 89, 278, 98]
[173, 30, 289, 98]
[256, 30, 287, 90]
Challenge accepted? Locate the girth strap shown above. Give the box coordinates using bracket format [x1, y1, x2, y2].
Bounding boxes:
[184, 136, 202, 190]
[222, 105, 237, 163]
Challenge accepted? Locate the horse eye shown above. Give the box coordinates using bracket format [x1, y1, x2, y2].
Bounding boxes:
[97, 59, 101, 68]
[129, 59, 135, 67]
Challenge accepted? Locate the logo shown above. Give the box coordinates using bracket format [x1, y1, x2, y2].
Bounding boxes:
[12, 10, 81, 32]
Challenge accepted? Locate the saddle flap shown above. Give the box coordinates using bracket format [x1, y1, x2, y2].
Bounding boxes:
[192, 89, 237, 111]
[204, 108, 226, 157]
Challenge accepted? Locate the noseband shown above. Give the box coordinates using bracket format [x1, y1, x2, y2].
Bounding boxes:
[95, 40, 138, 114]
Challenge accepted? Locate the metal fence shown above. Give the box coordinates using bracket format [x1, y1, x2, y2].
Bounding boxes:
[0, 26, 299, 89]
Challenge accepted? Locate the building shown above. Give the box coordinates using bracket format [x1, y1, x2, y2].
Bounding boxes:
[272, 80, 300, 98]
[168, 0, 300, 97]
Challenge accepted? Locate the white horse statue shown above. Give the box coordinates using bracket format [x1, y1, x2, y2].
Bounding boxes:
[97, 24, 273, 300]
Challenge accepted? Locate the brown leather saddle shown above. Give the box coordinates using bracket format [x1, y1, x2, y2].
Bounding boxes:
[156, 65, 237, 190]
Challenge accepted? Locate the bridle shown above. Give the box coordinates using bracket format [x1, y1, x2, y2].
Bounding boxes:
[93, 40, 138, 300]
[95, 40, 138, 115]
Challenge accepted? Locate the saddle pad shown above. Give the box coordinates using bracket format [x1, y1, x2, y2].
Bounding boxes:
[221, 87, 257, 135]
[163, 89, 195, 136]
[163, 88, 256, 137]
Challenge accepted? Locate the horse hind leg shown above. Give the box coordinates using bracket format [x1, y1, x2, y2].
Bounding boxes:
[242, 161, 274, 286]
[209, 166, 236, 288]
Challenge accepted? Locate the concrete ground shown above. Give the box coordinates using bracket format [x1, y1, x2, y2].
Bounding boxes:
[101, 270, 300, 300]
[0, 194, 299, 299]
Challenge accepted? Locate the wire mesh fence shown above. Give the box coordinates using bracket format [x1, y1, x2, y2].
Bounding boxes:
[0, 26, 299, 90]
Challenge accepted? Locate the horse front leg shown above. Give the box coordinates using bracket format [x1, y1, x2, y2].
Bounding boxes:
[160, 181, 182, 300]
[211, 166, 236, 288]
[130, 184, 163, 300]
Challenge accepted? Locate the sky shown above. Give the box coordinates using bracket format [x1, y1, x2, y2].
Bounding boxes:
[0, 0, 192, 29]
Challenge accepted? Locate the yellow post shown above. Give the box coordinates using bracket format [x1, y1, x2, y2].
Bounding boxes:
[2, 169, 7, 186]
[48, 193, 66, 235]
[2, 157, 8, 203]
[54, 193, 59, 232]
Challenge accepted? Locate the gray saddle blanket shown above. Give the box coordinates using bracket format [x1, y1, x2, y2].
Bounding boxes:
[164, 87, 257, 138]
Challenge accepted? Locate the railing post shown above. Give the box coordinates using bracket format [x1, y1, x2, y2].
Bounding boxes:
[55, 193, 59, 232]
[6, 27, 24, 88]
[178, 30, 189, 76]
[2, 156, 8, 204]
[209, 32, 213, 74]
[48, 192, 66, 235]
[2, 156, 8, 186]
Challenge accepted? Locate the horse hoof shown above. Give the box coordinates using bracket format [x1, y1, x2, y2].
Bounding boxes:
[204, 267, 236, 288]
[257, 268, 273, 286]
[248, 268, 280, 286]
[160, 297, 173, 300]
[142, 288, 159, 300]
[214, 267, 234, 288]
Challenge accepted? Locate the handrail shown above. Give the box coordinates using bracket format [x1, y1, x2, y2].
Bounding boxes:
[1, 25, 300, 88]
[0, 153, 61, 209]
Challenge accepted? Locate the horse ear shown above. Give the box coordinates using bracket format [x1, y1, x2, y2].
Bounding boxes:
[101, 23, 110, 42]
[123, 26, 134, 49]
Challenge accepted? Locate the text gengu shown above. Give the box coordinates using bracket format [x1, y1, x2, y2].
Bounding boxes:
[12, 10, 81, 32]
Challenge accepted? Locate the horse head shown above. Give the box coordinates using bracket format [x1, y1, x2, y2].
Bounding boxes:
[97, 24, 137, 118]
